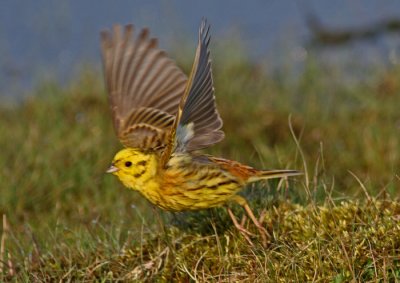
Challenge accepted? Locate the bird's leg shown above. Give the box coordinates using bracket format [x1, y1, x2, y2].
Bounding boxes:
[232, 195, 270, 247]
[226, 207, 254, 247]
[243, 203, 270, 245]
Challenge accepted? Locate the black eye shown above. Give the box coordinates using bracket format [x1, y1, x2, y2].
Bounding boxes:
[125, 161, 132, 167]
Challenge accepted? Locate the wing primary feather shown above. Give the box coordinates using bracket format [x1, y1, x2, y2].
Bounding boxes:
[101, 22, 193, 150]
[133, 46, 167, 103]
[119, 24, 134, 86]
[116, 25, 133, 110]
[125, 30, 153, 109]
[109, 25, 122, 103]
[147, 69, 186, 109]
[182, 72, 213, 117]
[160, 19, 224, 166]
[135, 52, 169, 103]
[139, 61, 183, 111]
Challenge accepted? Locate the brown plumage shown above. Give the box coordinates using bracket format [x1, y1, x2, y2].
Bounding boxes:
[101, 24, 187, 149]
[100, 21, 223, 152]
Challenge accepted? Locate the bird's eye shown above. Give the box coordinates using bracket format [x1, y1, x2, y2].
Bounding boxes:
[125, 161, 132, 167]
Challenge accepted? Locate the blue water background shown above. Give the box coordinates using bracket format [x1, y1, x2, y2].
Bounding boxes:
[0, 0, 399, 99]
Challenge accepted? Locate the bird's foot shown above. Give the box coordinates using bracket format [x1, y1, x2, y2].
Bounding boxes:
[227, 208, 255, 247]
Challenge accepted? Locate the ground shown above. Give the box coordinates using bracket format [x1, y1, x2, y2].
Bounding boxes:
[0, 50, 399, 281]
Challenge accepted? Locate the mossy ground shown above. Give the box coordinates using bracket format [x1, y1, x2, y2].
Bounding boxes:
[0, 49, 399, 281]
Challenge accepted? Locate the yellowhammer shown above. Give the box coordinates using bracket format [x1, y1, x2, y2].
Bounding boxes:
[101, 20, 301, 246]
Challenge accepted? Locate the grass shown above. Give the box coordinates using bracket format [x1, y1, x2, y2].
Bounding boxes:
[0, 47, 399, 281]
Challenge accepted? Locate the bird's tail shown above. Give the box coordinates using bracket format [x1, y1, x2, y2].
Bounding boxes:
[248, 169, 302, 183]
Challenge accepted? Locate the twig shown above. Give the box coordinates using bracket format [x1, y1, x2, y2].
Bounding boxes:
[0, 215, 15, 278]
[348, 171, 372, 202]
[338, 239, 356, 281]
[367, 238, 378, 280]
[0, 214, 8, 274]
[7, 252, 14, 277]
[288, 115, 309, 190]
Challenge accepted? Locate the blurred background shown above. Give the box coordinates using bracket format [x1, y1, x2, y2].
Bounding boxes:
[1, 0, 399, 223]
[1, 1, 400, 280]
[1, 0, 399, 98]
[1, 0, 400, 228]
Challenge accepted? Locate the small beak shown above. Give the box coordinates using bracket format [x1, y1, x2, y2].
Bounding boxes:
[106, 164, 119, 173]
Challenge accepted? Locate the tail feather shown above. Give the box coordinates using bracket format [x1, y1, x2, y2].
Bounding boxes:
[248, 169, 302, 183]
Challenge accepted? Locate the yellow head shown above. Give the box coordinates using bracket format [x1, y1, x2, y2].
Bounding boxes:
[106, 148, 158, 190]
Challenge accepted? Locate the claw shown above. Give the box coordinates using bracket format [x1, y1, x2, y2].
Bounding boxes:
[243, 203, 270, 247]
[227, 208, 255, 247]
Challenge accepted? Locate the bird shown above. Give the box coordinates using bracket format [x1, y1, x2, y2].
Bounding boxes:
[101, 19, 301, 246]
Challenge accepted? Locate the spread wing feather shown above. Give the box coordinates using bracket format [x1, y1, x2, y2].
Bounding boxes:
[161, 19, 224, 166]
[101, 24, 187, 149]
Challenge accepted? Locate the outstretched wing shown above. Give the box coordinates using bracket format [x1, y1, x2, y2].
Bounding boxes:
[161, 19, 224, 165]
[101, 24, 187, 149]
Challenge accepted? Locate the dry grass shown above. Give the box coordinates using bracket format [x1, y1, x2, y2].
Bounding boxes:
[0, 49, 399, 281]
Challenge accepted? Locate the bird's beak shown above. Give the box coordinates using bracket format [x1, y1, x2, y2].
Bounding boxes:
[106, 164, 119, 173]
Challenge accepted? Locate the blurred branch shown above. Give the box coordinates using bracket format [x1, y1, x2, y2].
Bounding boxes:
[306, 12, 400, 46]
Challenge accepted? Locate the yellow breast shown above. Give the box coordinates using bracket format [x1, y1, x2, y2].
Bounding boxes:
[114, 150, 242, 211]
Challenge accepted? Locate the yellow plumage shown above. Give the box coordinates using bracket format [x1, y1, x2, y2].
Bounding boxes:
[102, 20, 301, 246]
[110, 148, 243, 211]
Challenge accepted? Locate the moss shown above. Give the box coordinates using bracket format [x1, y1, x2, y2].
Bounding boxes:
[1, 49, 400, 281]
